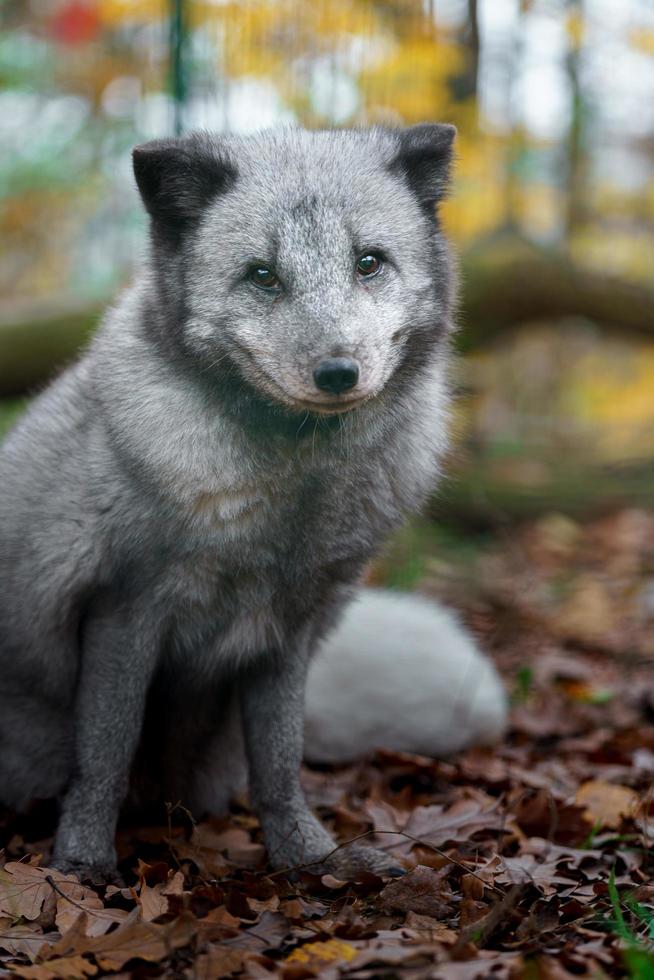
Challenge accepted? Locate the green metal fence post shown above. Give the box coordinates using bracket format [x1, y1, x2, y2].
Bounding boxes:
[169, 0, 188, 135]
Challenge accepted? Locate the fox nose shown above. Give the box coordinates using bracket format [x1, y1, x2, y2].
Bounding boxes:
[313, 357, 360, 395]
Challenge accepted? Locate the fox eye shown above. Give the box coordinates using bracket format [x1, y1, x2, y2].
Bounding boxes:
[356, 253, 383, 278]
[248, 265, 280, 291]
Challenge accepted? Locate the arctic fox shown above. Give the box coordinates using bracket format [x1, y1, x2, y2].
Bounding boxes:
[0, 124, 503, 881]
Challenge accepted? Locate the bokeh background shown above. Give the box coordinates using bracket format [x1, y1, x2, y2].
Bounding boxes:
[1, 0, 654, 599]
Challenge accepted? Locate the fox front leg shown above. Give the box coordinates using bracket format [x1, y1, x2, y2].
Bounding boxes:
[52, 599, 160, 881]
[240, 647, 405, 879]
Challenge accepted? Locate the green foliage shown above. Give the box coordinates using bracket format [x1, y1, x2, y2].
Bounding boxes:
[605, 868, 654, 979]
[0, 399, 27, 439]
[511, 666, 534, 705]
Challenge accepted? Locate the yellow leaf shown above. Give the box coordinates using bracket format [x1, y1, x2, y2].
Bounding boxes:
[575, 780, 640, 829]
[286, 937, 358, 967]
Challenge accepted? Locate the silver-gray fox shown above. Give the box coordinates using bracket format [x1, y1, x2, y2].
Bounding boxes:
[0, 124, 503, 881]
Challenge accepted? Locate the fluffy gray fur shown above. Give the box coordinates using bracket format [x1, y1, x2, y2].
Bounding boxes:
[0, 124, 456, 879]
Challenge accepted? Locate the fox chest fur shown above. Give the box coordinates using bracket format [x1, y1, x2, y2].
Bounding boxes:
[109, 376, 435, 668]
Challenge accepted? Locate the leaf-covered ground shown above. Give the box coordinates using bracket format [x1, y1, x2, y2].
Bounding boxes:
[3, 509, 654, 979]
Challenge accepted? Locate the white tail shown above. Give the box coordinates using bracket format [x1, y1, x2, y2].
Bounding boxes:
[304, 588, 507, 763]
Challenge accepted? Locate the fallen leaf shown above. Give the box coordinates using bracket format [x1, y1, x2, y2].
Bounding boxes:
[0, 863, 58, 921]
[35, 908, 198, 972]
[191, 824, 265, 867]
[53, 879, 128, 938]
[404, 796, 507, 850]
[432, 954, 525, 979]
[11, 956, 98, 979]
[0, 863, 126, 939]
[0, 917, 52, 961]
[575, 780, 640, 828]
[368, 795, 507, 856]
[404, 911, 458, 943]
[496, 855, 576, 895]
[191, 945, 247, 978]
[285, 937, 358, 969]
[379, 865, 453, 917]
[137, 882, 168, 922]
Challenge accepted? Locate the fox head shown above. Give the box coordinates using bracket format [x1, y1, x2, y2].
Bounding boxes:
[133, 126, 456, 420]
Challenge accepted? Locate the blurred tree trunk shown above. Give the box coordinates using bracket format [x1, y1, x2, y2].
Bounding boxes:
[452, 0, 480, 102]
[564, 0, 588, 237]
[169, 0, 189, 135]
[503, 1, 526, 233]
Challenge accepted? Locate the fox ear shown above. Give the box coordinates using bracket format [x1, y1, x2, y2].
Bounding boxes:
[132, 135, 236, 233]
[393, 123, 456, 206]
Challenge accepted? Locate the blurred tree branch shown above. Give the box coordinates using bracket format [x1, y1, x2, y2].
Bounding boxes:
[0, 296, 100, 396]
[459, 235, 654, 351]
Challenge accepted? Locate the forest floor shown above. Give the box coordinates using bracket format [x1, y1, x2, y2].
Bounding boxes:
[3, 508, 654, 979]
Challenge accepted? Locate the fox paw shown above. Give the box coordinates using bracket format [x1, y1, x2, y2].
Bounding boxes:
[50, 856, 123, 887]
[319, 844, 406, 881]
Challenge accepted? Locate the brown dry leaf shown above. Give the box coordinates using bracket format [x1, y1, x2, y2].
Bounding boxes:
[53, 880, 128, 938]
[368, 795, 506, 855]
[169, 839, 233, 879]
[191, 824, 265, 867]
[222, 911, 292, 952]
[0, 863, 60, 921]
[137, 868, 186, 922]
[404, 911, 458, 943]
[56, 904, 129, 941]
[161, 869, 185, 896]
[349, 941, 453, 970]
[575, 779, 640, 828]
[432, 954, 525, 979]
[379, 865, 452, 917]
[191, 945, 247, 978]
[40, 908, 198, 972]
[514, 899, 560, 941]
[246, 893, 280, 914]
[537, 955, 594, 979]
[0, 863, 126, 938]
[521, 837, 604, 871]
[0, 916, 52, 961]
[496, 855, 576, 895]
[10, 956, 98, 979]
[138, 881, 169, 922]
[403, 796, 507, 850]
[551, 576, 616, 645]
[199, 904, 242, 934]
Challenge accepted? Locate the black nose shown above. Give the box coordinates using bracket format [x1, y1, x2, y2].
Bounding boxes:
[313, 357, 360, 395]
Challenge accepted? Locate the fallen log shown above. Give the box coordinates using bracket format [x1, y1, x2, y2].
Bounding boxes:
[459, 235, 654, 350]
[0, 295, 102, 396]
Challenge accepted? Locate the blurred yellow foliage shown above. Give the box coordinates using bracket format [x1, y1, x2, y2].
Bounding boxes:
[629, 27, 654, 56]
[573, 346, 654, 460]
[360, 33, 461, 123]
[565, 10, 585, 51]
[98, 0, 164, 25]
